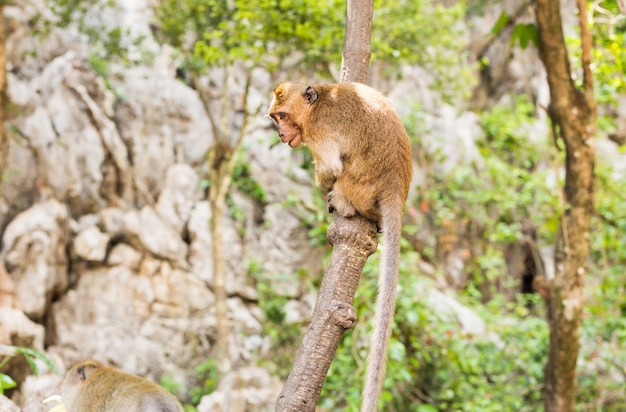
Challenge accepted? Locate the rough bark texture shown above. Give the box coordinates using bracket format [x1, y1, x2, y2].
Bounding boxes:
[340, 0, 374, 84]
[0, 4, 7, 186]
[535, 0, 596, 410]
[275, 213, 378, 412]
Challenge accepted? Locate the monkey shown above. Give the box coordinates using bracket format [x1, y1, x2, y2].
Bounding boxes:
[268, 82, 413, 412]
[58, 359, 184, 412]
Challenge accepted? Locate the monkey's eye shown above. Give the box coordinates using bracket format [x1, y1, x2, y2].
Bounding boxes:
[278, 112, 287, 120]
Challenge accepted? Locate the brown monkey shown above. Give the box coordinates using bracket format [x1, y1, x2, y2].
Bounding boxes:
[268, 82, 413, 412]
[60, 359, 184, 412]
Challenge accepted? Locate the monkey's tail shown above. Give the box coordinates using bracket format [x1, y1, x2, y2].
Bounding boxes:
[360, 197, 403, 412]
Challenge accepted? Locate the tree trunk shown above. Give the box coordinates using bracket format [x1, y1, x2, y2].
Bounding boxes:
[0, 4, 8, 187]
[340, 0, 374, 83]
[208, 142, 235, 380]
[196, 70, 254, 383]
[210, 189, 231, 379]
[275, 214, 378, 411]
[534, 0, 596, 410]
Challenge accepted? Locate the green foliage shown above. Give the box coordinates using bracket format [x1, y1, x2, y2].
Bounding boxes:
[588, 0, 626, 100]
[319, 250, 549, 411]
[232, 156, 267, 204]
[491, 13, 539, 50]
[155, 0, 345, 74]
[372, 0, 473, 100]
[248, 260, 307, 377]
[227, 155, 268, 234]
[415, 95, 558, 295]
[510, 23, 539, 49]
[41, 0, 147, 66]
[0, 346, 61, 395]
[188, 358, 219, 405]
[490, 11, 510, 36]
[159, 359, 217, 411]
[0, 373, 16, 395]
[295, 191, 332, 248]
[490, 2, 625, 103]
[155, 0, 472, 98]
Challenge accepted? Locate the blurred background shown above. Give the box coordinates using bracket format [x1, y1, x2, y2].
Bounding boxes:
[0, 0, 624, 411]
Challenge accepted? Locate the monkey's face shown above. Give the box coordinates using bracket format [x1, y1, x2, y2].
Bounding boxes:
[268, 82, 309, 148]
[271, 112, 302, 147]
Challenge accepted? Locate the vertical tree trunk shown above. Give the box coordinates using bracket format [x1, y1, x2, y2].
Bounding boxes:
[534, 0, 596, 410]
[197, 71, 253, 383]
[208, 144, 235, 381]
[210, 191, 231, 379]
[340, 0, 374, 83]
[0, 4, 8, 186]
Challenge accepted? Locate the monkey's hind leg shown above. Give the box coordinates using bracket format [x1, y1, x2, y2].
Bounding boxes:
[327, 188, 356, 217]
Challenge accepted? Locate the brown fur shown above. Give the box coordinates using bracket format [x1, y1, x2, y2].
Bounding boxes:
[269, 82, 413, 412]
[61, 360, 184, 412]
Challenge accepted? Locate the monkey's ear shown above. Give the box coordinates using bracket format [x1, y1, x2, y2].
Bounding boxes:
[302, 86, 318, 104]
[77, 366, 87, 381]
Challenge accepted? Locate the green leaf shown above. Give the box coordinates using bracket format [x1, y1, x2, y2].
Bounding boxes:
[511, 23, 538, 49]
[0, 374, 16, 394]
[15, 347, 62, 376]
[491, 11, 510, 36]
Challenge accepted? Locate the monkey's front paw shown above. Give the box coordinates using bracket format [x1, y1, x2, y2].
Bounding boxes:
[328, 190, 356, 218]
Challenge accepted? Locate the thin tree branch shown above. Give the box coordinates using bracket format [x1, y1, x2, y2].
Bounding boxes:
[276, 214, 378, 412]
[576, 0, 596, 107]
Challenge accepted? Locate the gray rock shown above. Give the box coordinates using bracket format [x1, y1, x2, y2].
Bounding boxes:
[196, 366, 281, 412]
[73, 226, 110, 262]
[0, 395, 20, 412]
[1, 200, 68, 320]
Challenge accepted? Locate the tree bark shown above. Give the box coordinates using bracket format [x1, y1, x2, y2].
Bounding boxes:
[275, 214, 378, 412]
[534, 0, 596, 410]
[209, 177, 231, 379]
[340, 0, 374, 83]
[0, 5, 8, 187]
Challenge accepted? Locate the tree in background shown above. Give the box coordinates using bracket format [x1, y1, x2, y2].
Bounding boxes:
[535, 0, 596, 410]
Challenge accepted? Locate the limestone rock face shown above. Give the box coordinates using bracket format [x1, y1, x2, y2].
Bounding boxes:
[1, 3, 325, 405]
[196, 366, 282, 412]
[113, 67, 215, 197]
[0, 395, 20, 412]
[0, 307, 45, 349]
[73, 226, 110, 262]
[1, 200, 69, 320]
